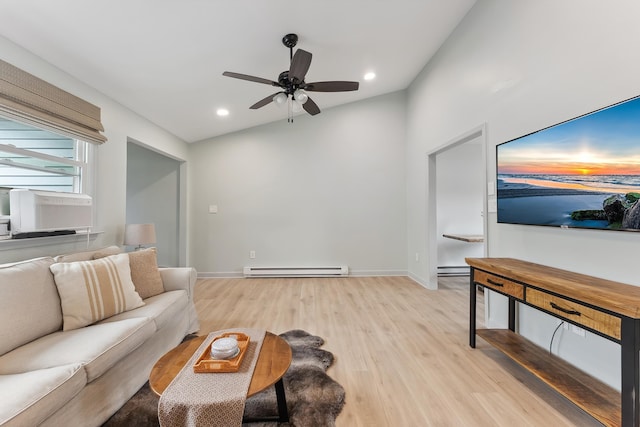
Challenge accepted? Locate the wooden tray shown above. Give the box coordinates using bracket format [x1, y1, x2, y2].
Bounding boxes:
[193, 332, 250, 373]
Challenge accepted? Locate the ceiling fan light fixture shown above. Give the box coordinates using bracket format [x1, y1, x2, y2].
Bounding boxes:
[294, 89, 308, 104]
[223, 33, 359, 122]
[273, 92, 288, 106]
[291, 99, 304, 113]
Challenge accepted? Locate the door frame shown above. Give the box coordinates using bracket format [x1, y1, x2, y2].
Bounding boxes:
[425, 124, 488, 289]
[126, 138, 187, 267]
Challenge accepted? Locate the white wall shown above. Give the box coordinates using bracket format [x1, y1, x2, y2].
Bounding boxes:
[188, 92, 407, 276]
[0, 36, 191, 264]
[406, 0, 640, 389]
[126, 142, 181, 267]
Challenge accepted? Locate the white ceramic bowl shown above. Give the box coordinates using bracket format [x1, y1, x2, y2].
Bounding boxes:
[210, 347, 239, 359]
[210, 337, 239, 359]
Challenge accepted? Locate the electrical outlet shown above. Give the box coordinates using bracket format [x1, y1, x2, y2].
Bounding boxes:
[415, 252, 419, 262]
[249, 250, 256, 259]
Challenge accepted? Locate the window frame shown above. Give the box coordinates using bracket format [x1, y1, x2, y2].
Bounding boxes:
[0, 59, 103, 247]
[0, 118, 93, 194]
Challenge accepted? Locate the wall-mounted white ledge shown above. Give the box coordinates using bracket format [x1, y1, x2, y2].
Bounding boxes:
[442, 233, 484, 243]
[0, 231, 103, 251]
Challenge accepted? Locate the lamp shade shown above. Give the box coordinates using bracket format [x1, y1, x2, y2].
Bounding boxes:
[294, 89, 308, 104]
[273, 92, 287, 107]
[124, 223, 156, 249]
[291, 100, 303, 113]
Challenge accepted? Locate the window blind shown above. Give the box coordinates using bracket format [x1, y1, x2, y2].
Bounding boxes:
[0, 59, 106, 145]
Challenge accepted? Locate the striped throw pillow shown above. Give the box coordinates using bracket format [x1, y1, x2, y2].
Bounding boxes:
[50, 253, 144, 331]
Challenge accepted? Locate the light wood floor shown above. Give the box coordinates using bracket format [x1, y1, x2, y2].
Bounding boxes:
[193, 276, 602, 426]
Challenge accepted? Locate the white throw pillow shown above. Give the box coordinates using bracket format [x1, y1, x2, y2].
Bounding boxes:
[50, 253, 144, 331]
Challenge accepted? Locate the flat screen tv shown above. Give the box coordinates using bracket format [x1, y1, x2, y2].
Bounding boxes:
[497, 95, 640, 232]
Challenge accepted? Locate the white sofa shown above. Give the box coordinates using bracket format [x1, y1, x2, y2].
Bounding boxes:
[0, 246, 200, 427]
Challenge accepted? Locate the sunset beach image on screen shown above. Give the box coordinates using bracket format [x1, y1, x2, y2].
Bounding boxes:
[496, 95, 640, 231]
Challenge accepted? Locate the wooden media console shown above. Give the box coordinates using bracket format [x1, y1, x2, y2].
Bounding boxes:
[467, 257, 640, 427]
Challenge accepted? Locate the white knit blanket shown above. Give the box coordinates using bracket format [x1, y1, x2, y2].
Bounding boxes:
[158, 328, 266, 427]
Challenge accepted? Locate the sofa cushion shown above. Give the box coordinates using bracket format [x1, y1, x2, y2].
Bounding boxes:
[100, 290, 188, 331]
[50, 253, 144, 331]
[128, 248, 165, 298]
[0, 257, 62, 357]
[91, 245, 123, 260]
[53, 245, 121, 263]
[0, 317, 155, 382]
[0, 364, 86, 427]
[95, 247, 165, 299]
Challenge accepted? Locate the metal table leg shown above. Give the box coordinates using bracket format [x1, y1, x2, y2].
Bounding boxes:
[621, 317, 640, 427]
[274, 378, 289, 422]
[243, 378, 289, 423]
[470, 270, 476, 348]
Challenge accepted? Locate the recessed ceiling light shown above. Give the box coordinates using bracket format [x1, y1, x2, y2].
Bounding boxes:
[216, 108, 229, 117]
[364, 72, 376, 81]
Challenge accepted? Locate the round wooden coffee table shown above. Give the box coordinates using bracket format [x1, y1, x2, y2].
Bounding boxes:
[149, 331, 292, 422]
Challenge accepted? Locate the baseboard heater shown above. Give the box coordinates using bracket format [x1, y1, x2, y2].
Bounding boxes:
[243, 266, 349, 278]
[437, 265, 470, 277]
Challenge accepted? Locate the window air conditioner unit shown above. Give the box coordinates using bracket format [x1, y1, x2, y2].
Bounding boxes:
[9, 189, 92, 235]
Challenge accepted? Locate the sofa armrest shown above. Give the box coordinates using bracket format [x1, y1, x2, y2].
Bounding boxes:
[159, 267, 196, 295]
[158, 267, 200, 334]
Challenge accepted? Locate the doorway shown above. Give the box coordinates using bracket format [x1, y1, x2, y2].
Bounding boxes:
[426, 124, 487, 289]
[126, 140, 186, 267]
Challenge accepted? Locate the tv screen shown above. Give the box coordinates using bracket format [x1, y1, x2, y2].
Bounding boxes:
[497, 95, 640, 231]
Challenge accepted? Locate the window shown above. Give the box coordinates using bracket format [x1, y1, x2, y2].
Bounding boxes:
[0, 59, 104, 196]
[0, 59, 103, 246]
[0, 117, 90, 193]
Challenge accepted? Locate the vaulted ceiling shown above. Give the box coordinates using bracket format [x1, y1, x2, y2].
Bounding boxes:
[0, 1, 476, 142]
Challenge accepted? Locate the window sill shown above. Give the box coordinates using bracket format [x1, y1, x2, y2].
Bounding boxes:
[0, 230, 103, 251]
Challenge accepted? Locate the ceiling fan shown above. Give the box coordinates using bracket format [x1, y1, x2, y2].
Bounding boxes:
[223, 33, 359, 121]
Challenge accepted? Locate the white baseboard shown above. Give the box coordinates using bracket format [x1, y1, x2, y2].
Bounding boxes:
[197, 269, 409, 280]
[197, 271, 243, 278]
[408, 272, 435, 290]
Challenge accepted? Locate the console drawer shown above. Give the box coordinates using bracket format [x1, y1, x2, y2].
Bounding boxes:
[474, 270, 524, 300]
[526, 288, 621, 340]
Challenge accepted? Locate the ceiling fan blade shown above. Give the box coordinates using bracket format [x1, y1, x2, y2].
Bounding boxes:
[304, 81, 359, 92]
[303, 97, 321, 116]
[222, 71, 279, 86]
[250, 92, 282, 109]
[288, 49, 312, 83]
